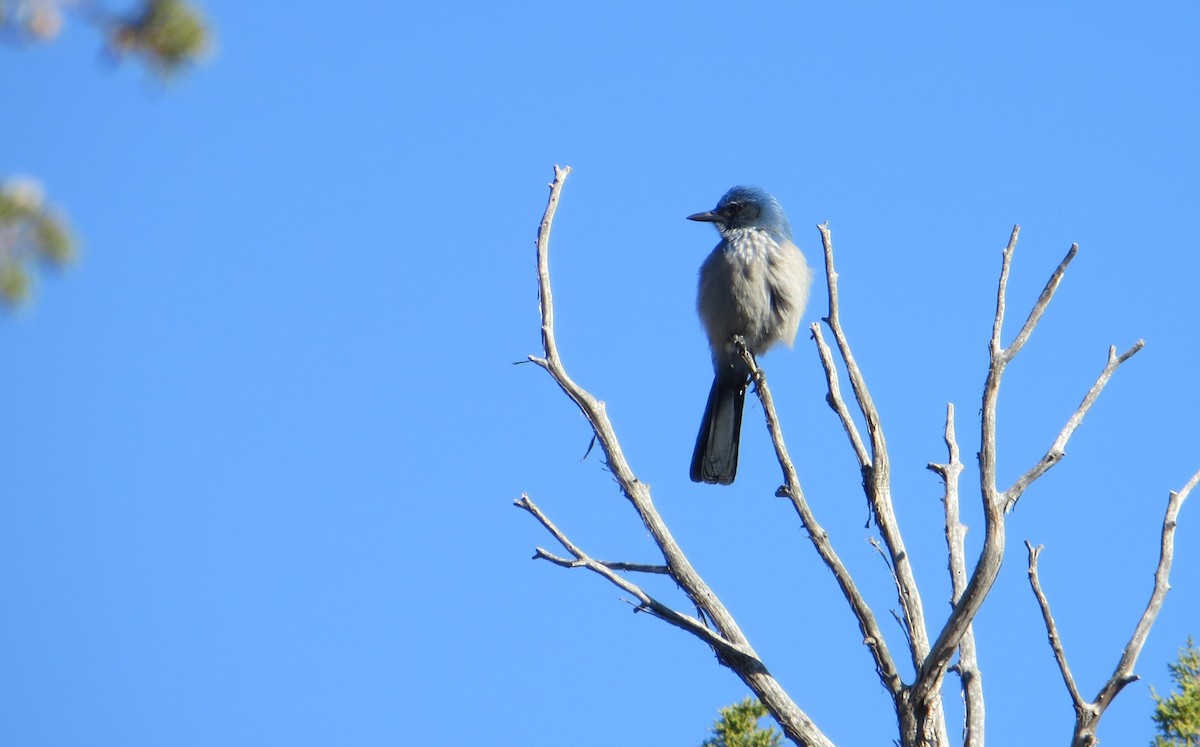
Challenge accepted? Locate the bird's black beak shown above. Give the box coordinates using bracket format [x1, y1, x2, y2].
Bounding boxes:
[687, 210, 720, 223]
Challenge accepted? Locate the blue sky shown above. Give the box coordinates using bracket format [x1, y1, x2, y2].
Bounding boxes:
[3, 2, 1198, 745]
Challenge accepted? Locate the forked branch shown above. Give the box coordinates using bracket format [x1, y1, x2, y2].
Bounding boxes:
[1025, 468, 1199, 746]
[516, 493, 733, 652]
[915, 229, 1142, 715]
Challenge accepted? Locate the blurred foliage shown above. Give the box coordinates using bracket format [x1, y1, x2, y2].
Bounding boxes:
[1, 0, 210, 308]
[110, 0, 210, 75]
[0, 177, 75, 307]
[701, 697, 783, 747]
[1, 0, 211, 75]
[1152, 637, 1200, 747]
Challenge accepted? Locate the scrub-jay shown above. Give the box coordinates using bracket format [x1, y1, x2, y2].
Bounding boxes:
[689, 186, 812, 485]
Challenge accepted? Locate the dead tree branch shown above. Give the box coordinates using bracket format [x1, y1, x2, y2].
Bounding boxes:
[516, 493, 731, 650]
[915, 228, 1055, 700]
[520, 166, 834, 747]
[929, 404, 984, 747]
[815, 224, 934, 676]
[914, 229, 1143, 730]
[1025, 542, 1086, 710]
[813, 224, 946, 745]
[737, 341, 904, 699]
[811, 326, 870, 468]
[1004, 342, 1145, 511]
[1024, 469, 1200, 747]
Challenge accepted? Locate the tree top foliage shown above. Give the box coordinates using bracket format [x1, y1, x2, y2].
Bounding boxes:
[701, 697, 784, 747]
[1152, 637, 1200, 747]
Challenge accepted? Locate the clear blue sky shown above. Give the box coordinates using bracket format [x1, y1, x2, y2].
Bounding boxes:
[3, 3, 1198, 745]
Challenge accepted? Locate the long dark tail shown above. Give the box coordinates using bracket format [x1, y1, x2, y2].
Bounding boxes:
[690, 366, 749, 485]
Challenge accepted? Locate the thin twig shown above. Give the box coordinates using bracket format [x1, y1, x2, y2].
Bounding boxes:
[988, 226, 1019, 357]
[516, 494, 736, 652]
[1093, 468, 1200, 712]
[532, 552, 668, 576]
[1025, 541, 1086, 709]
[811, 324, 870, 468]
[868, 536, 916, 652]
[1004, 341, 1145, 511]
[1003, 243, 1078, 363]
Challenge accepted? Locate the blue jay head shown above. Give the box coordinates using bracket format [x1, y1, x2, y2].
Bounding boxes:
[688, 186, 793, 239]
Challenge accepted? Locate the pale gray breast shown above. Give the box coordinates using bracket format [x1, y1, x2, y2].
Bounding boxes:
[698, 230, 812, 359]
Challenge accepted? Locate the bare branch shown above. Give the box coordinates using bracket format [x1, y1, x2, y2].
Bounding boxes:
[929, 404, 984, 747]
[980, 226, 1023, 496]
[1093, 468, 1200, 712]
[815, 223, 933, 674]
[811, 324, 871, 469]
[532, 546, 579, 567]
[1024, 470, 1198, 747]
[868, 536, 917, 653]
[737, 340, 903, 698]
[529, 167, 739, 636]
[988, 226, 1020, 357]
[516, 494, 737, 653]
[1002, 243, 1078, 363]
[918, 228, 1061, 706]
[595, 559, 671, 575]
[816, 223, 951, 744]
[1024, 541, 1086, 709]
[919, 230, 1176, 747]
[518, 499, 667, 573]
[517, 487, 589, 560]
[1004, 341, 1145, 511]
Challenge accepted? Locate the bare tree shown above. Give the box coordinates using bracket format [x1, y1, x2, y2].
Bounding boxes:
[517, 166, 1198, 747]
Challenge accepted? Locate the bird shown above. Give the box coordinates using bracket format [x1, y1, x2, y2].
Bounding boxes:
[688, 186, 812, 485]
